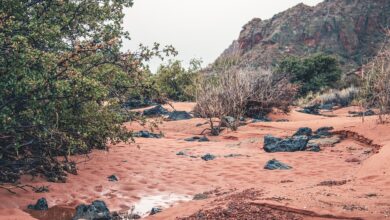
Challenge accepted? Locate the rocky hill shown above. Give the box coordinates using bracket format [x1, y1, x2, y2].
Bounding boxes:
[213, 0, 390, 72]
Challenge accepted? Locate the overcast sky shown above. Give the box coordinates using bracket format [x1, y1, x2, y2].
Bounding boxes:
[123, 0, 323, 72]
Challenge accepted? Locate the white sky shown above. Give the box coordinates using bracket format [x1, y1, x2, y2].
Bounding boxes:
[123, 0, 323, 72]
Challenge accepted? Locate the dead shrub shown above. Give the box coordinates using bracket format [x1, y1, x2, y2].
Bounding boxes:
[194, 68, 297, 135]
[361, 30, 390, 123]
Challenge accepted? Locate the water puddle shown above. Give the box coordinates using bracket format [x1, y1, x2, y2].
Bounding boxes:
[27, 193, 191, 219]
[131, 193, 191, 217]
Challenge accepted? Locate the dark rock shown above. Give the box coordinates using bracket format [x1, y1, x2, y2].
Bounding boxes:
[34, 186, 49, 193]
[28, 198, 48, 211]
[276, 119, 289, 122]
[220, 116, 236, 127]
[306, 143, 321, 152]
[150, 207, 162, 215]
[133, 130, 162, 138]
[319, 103, 334, 110]
[201, 153, 216, 161]
[224, 154, 243, 158]
[184, 136, 209, 142]
[299, 105, 320, 115]
[168, 111, 192, 121]
[193, 193, 208, 200]
[251, 116, 272, 123]
[107, 175, 118, 182]
[142, 105, 169, 116]
[264, 159, 292, 170]
[176, 151, 186, 156]
[293, 127, 312, 136]
[315, 126, 334, 136]
[349, 109, 375, 117]
[263, 135, 309, 153]
[73, 200, 111, 220]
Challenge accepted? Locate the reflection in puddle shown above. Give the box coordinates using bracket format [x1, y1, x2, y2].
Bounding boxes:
[27, 206, 75, 220]
[27, 193, 191, 219]
[132, 193, 191, 217]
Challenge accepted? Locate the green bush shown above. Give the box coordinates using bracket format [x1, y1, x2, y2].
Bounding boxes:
[277, 54, 342, 96]
[154, 59, 201, 101]
[0, 0, 175, 182]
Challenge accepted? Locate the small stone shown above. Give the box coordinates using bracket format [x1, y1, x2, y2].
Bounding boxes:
[264, 159, 292, 170]
[263, 135, 309, 152]
[168, 111, 192, 121]
[201, 153, 216, 161]
[28, 198, 48, 211]
[107, 175, 118, 182]
[193, 193, 208, 200]
[315, 127, 334, 136]
[306, 143, 321, 152]
[176, 151, 186, 156]
[150, 207, 162, 215]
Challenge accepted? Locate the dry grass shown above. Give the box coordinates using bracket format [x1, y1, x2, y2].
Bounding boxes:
[361, 30, 390, 123]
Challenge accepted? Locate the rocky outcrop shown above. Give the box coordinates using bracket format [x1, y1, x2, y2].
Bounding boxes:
[213, 0, 390, 72]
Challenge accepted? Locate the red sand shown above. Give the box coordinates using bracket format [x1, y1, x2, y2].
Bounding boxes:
[1, 103, 390, 219]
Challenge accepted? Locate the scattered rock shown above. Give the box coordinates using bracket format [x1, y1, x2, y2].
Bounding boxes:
[28, 198, 49, 211]
[193, 193, 208, 200]
[168, 111, 193, 121]
[345, 158, 361, 163]
[264, 159, 292, 170]
[349, 109, 375, 117]
[276, 119, 289, 122]
[319, 103, 334, 110]
[306, 143, 321, 152]
[34, 186, 49, 193]
[201, 153, 216, 161]
[315, 126, 334, 137]
[72, 200, 111, 220]
[176, 151, 186, 156]
[343, 204, 367, 211]
[184, 136, 209, 142]
[318, 180, 348, 186]
[298, 105, 320, 115]
[133, 131, 162, 138]
[280, 180, 294, 183]
[150, 207, 162, 215]
[263, 135, 309, 153]
[142, 105, 169, 116]
[224, 154, 243, 158]
[220, 116, 236, 127]
[293, 127, 312, 136]
[107, 175, 118, 182]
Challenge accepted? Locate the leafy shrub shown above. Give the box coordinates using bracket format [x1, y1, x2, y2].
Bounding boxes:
[0, 0, 176, 182]
[194, 68, 297, 135]
[277, 54, 342, 96]
[154, 59, 201, 101]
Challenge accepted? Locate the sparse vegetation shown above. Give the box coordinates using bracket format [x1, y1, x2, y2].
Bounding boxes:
[361, 31, 390, 122]
[277, 54, 342, 97]
[297, 86, 359, 107]
[194, 68, 297, 135]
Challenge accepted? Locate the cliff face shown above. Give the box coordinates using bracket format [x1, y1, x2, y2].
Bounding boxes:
[215, 0, 390, 71]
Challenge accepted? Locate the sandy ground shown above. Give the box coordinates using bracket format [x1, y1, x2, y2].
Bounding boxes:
[1, 102, 390, 219]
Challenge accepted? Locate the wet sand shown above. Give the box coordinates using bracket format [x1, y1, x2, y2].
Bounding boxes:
[1, 103, 390, 219]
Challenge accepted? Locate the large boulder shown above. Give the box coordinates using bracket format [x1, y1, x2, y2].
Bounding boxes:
[293, 127, 312, 136]
[263, 135, 309, 152]
[142, 105, 169, 116]
[264, 159, 292, 170]
[28, 198, 48, 211]
[168, 111, 193, 120]
[72, 200, 111, 220]
[133, 131, 162, 138]
[201, 153, 216, 161]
